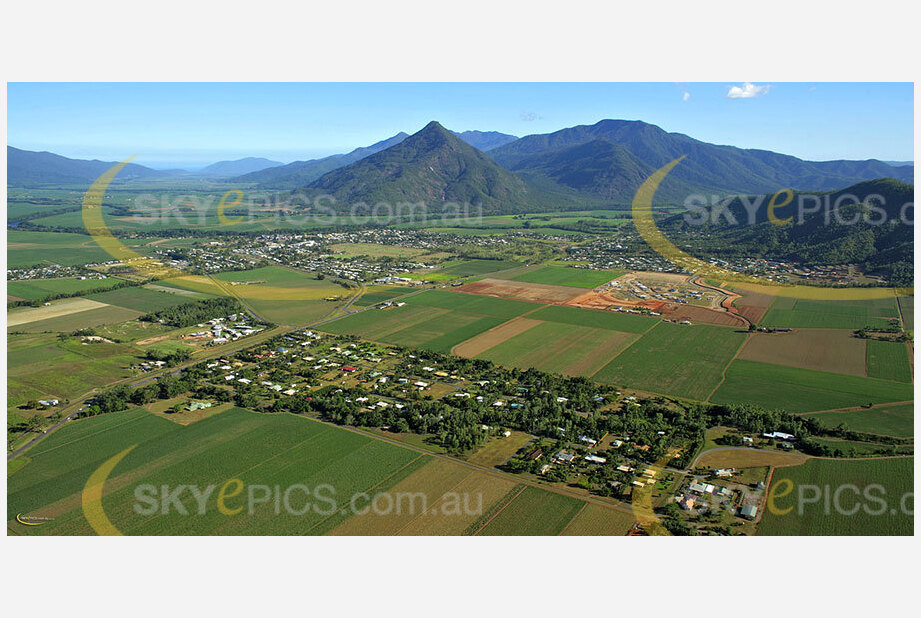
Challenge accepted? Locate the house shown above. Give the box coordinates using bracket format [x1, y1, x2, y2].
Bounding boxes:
[578, 435, 597, 446]
[502, 430, 512, 437]
[38, 399, 60, 407]
[187, 401, 212, 412]
[585, 454, 607, 465]
[678, 495, 696, 510]
[553, 451, 577, 464]
[763, 431, 795, 441]
[538, 464, 553, 475]
[713, 468, 734, 478]
[739, 505, 758, 520]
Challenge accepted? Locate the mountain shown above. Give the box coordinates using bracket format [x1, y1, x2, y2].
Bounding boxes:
[452, 130, 518, 151]
[662, 178, 914, 285]
[302, 121, 531, 214]
[199, 157, 283, 176]
[7, 146, 172, 185]
[488, 119, 915, 203]
[235, 133, 410, 188]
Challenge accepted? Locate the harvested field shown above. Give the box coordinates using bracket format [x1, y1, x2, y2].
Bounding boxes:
[561, 503, 636, 536]
[398, 474, 519, 535]
[456, 278, 584, 304]
[660, 303, 748, 327]
[738, 329, 868, 377]
[7, 298, 111, 327]
[452, 317, 543, 357]
[9, 304, 142, 333]
[695, 448, 808, 469]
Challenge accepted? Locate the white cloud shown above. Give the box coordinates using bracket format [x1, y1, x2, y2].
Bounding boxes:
[520, 111, 542, 122]
[682, 91, 691, 102]
[726, 82, 772, 99]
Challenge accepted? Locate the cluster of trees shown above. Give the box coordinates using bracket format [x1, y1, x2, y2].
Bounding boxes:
[139, 297, 246, 328]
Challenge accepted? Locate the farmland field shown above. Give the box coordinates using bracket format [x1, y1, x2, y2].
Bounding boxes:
[760, 297, 899, 330]
[8, 299, 143, 333]
[801, 403, 913, 438]
[7, 277, 123, 301]
[710, 359, 914, 412]
[8, 407, 632, 536]
[866, 339, 913, 382]
[758, 458, 913, 536]
[737, 329, 868, 376]
[475, 486, 586, 535]
[434, 259, 523, 278]
[7, 230, 155, 268]
[529, 304, 658, 333]
[508, 265, 625, 288]
[561, 503, 636, 536]
[593, 323, 747, 400]
[408, 289, 536, 318]
[86, 287, 202, 312]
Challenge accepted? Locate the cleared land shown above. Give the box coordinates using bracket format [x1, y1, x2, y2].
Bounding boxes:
[761, 297, 899, 330]
[8, 298, 112, 327]
[465, 432, 534, 468]
[801, 403, 913, 438]
[695, 448, 808, 469]
[452, 317, 542, 357]
[593, 323, 747, 400]
[711, 359, 914, 412]
[738, 329, 868, 377]
[457, 278, 584, 304]
[866, 339, 913, 383]
[758, 458, 913, 536]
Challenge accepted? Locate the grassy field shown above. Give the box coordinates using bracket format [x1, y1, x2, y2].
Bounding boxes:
[758, 458, 913, 536]
[529, 304, 658, 334]
[508, 265, 625, 289]
[475, 321, 638, 376]
[801, 403, 913, 438]
[353, 288, 410, 307]
[475, 486, 586, 535]
[7, 277, 123, 301]
[897, 295, 913, 330]
[711, 359, 914, 412]
[86, 287, 201, 312]
[432, 259, 523, 278]
[7, 230, 152, 268]
[593, 323, 747, 400]
[8, 302, 143, 333]
[9, 407, 633, 536]
[7, 333, 140, 410]
[561, 503, 636, 536]
[866, 339, 913, 383]
[760, 297, 899, 330]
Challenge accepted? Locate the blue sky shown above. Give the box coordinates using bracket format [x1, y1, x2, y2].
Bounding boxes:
[7, 82, 913, 169]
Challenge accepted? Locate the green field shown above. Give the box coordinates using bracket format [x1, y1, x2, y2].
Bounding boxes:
[866, 339, 913, 382]
[476, 486, 585, 535]
[897, 295, 913, 330]
[433, 259, 523, 278]
[8, 304, 144, 333]
[7, 230, 156, 268]
[7, 333, 140, 409]
[406, 290, 537, 319]
[476, 321, 637, 376]
[802, 404, 914, 438]
[320, 302, 506, 353]
[711, 359, 914, 412]
[758, 458, 913, 536]
[353, 288, 410, 307]
[9, 407, 615, 536]
[530, 304, 658, 334]
[593, 323, 747, 400]
[509, 265, 624, 288]
[86, 287, 202, 312]
[760, 297, 899, 330]
[7, 277, 123, 301]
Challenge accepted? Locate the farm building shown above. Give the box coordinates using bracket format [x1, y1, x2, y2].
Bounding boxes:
[739, 505, 758, 520]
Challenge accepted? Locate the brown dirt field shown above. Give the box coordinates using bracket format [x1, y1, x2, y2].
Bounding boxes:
[661, 303, 747, 327]
[731, 287, 775, 323]
[566, 290, 667, 313]
[695, 448, 808, 469]
[561, 503, 636, 536]
[456, 278, 584, 304]
[738, 329, 868, 376]
[452, 317, 542, 358]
